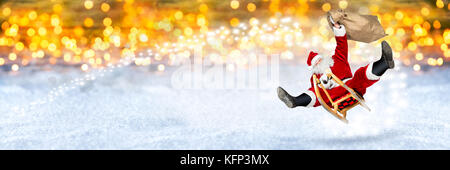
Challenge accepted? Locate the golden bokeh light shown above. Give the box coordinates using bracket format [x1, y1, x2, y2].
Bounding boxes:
[8, 53, 17, 61]
[28, 11, 37, 20]
[139, 33, 148, 42]
[420, 7, 429, 16]
[101, 3, 110, 12]
[84, 0, 94, 10]
[395, 11, 404, 20]
[15, 42, 24, 51]
[53, 4, 63, 13]
[408, 42, 417, 51]
[230, 0, 240, 9]
[0, 0, 446, 73]
[230, 18, 239, 27]
[184, 27, 193, 36]
[427, 58, 436, 66]
[322, 3, 331, 12]
[54, 26, 63, 35]
[38, 27, 47, 36]
[339, 0, 348, 9]
[84, 17, 94, 27]
[174, 11, 183, 20]
[103, 17, 112, 26]
[27, 28, 36, 37]
[437, 57, 444, 66]
[436, 0, 444, 8]
[433, 20, 441, 29]
[2, 7, 11, 16]
[415, 53, 424, 61]
[199, 3, 208, 13]
[247, 3, 256, 12]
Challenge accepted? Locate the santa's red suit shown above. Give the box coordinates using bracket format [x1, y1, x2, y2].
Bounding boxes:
[303, 25, 381, 108]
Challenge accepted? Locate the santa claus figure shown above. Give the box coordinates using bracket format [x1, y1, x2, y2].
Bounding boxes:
[277, 20, 395, 109]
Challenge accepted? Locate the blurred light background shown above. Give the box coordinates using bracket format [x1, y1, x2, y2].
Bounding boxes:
[0, 0, 448, 73]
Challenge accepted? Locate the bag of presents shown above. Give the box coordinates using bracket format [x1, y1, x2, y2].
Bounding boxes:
[327, 9, 388, 43]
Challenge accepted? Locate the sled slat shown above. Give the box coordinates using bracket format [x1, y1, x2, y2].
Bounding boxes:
[334, 93, 353, 105]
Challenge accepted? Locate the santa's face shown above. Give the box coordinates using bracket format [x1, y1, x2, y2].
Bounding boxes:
[311, 55, 334, 75]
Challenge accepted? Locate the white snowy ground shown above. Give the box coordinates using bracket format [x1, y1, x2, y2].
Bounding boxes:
[0, 63, 449, 149]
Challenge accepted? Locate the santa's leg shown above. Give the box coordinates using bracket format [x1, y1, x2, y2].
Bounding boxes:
[371, 41, 395, 77]
[347, 41, 395, 94]
[277, 87, 315, 108]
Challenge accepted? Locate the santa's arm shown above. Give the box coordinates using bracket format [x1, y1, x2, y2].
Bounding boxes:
[332, 24, 348, 62]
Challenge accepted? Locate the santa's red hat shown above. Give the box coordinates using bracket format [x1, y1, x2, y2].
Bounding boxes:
[307, 51, 322, 70]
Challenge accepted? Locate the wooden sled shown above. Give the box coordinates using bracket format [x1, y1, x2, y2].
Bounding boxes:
[312, 71, 371, 123]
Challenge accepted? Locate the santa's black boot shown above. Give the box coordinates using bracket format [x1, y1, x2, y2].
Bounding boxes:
[372, 41, 395, 76]
[278, 87, 313, 108]
[277, 87, 295, 108]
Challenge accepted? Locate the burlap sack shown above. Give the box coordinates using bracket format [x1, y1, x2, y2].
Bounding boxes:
[327, 9, 387, 43]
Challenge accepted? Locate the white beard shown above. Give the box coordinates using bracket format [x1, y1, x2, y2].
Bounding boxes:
[311, 55, 334, 75]
[311, 56, 337, 89]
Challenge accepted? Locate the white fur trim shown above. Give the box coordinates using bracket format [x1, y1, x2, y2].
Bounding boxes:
[304, 90, 316, 108]
[310, 54, 322, 67]
[332, 25, 346, 37]
[343, 78, 350, 83]
[366, 63, 380, 80]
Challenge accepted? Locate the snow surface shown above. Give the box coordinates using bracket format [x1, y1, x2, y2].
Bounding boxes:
[0, 64, 449, 149]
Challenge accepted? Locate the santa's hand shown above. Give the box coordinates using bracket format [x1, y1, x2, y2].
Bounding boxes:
[329, 16, 341, 28]
[320, 74, 335, 89]
[333, 23, 341, 29]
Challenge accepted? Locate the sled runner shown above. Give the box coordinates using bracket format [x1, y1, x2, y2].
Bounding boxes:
[313, 71, 371, 123]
